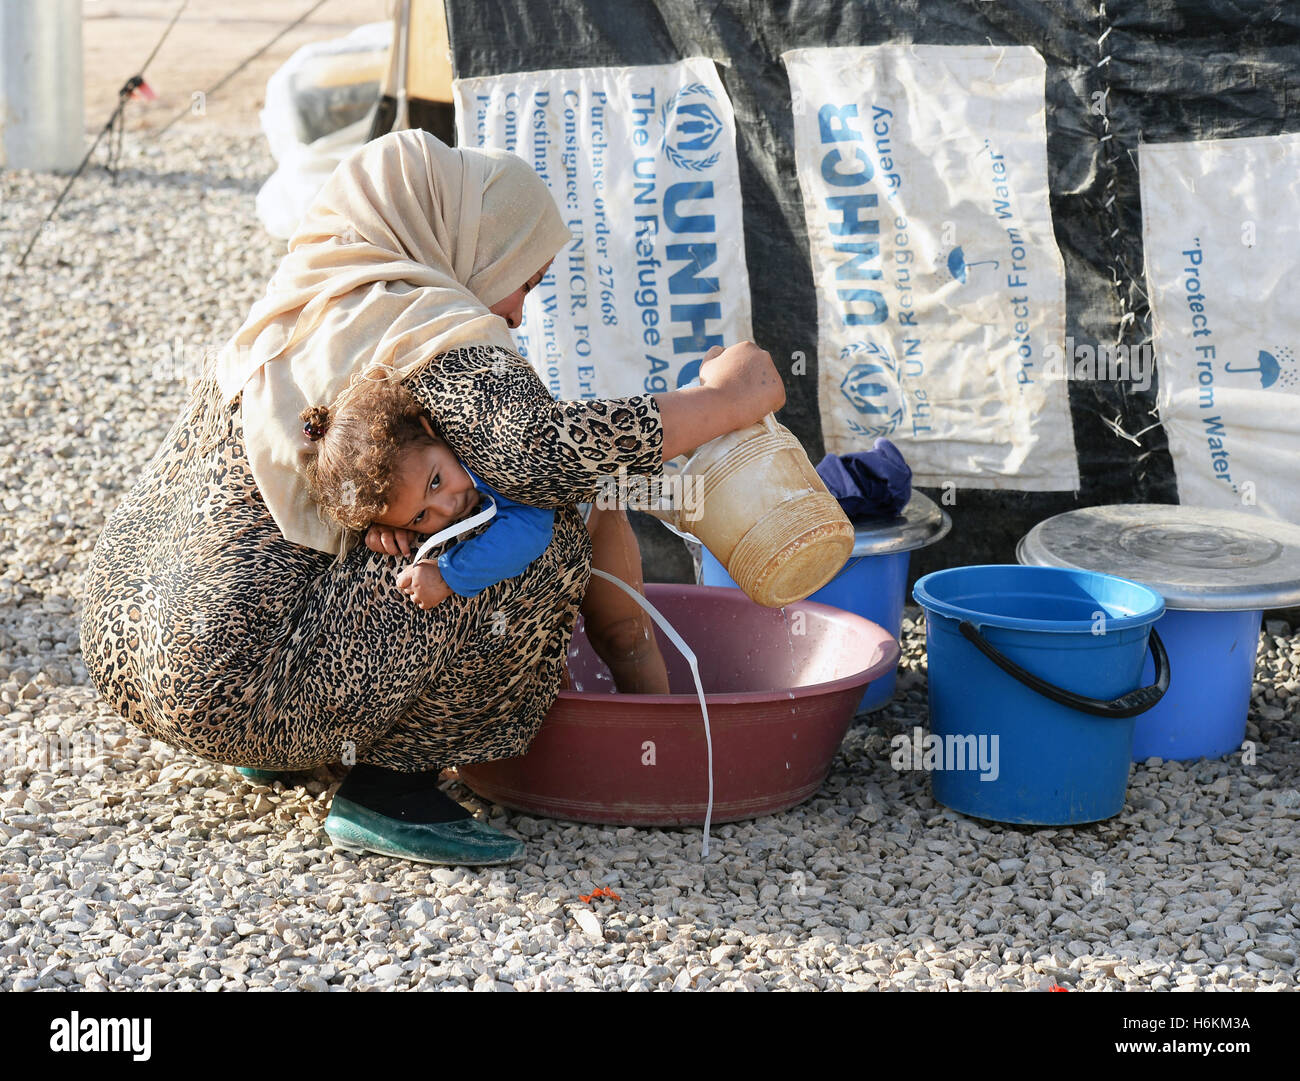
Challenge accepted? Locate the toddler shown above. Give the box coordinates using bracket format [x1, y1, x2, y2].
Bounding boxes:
[299, 371, 669, 693]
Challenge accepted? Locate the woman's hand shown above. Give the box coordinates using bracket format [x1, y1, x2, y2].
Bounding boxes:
[367, 524, 419, 558]
[395, 561, 453, 610]
[697, 341, 786, 418]
[654, 340, 787, 461]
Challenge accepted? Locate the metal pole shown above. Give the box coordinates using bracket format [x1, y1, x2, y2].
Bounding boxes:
[392, 0, 411, 131]
[0, 0, 85, 171]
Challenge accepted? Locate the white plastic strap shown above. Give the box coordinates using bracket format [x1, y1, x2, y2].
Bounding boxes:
[407, 494, 717, 857]
[588, 568, 715, 860]
[411, 496, 498, 565]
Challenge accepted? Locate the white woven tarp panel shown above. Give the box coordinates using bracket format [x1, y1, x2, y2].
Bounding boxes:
[1142, 131, 1300, 522]
[455, 57, 752, 399]
[783, 44, 1078, 491]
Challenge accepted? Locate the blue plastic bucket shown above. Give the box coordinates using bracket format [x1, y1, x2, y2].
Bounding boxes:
[1132, 608, 1261, 761]
[1016, 504, 1300, 763]
[701, 546, 908, 711]
[912, 565, 1169, 825]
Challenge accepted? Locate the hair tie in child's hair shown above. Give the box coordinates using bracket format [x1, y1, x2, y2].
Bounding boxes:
[301, 405, 330, 442]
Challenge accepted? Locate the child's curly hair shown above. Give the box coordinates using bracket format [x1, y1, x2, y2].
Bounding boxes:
[299, 367, 438, 561]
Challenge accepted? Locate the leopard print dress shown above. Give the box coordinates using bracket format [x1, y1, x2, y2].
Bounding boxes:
[79, 345, 664, 772]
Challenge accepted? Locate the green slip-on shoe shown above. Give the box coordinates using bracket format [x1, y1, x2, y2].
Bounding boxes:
[323, 795, 525, 866]
[236, 767, 282, 784]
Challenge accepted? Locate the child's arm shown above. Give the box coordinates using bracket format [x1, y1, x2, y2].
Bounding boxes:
[367, 524, 419, 557]
[394, 476, 554, 610]
[396, 561, 452, 609]
[434, 490, 554, 598]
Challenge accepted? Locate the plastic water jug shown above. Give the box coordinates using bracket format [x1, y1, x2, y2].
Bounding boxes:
[645, 413, 854, 608]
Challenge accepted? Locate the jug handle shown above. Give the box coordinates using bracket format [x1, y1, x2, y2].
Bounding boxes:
[957, 621, 1170, 719]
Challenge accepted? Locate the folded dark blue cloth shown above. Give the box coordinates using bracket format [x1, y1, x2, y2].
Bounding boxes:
[815, 438, 912, 520]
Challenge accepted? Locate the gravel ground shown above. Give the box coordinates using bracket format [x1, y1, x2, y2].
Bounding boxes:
[2, 131, 1299, 992]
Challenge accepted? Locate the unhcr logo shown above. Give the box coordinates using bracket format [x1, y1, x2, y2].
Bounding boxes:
[660, 83, 722, 171]
[50, 1012, 151, 1061]
[839, 340, 906, 438]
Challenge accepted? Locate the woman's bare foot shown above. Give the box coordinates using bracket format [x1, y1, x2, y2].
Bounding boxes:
[581, 506, 670, 695]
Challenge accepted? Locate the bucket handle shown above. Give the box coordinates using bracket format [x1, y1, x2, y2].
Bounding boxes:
[957, 621, 1170, 719]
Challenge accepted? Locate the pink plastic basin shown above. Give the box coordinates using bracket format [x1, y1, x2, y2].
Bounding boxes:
[458, 583, 899, 826]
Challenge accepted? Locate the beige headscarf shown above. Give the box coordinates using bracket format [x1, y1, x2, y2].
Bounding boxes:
[205, 129, 572, 555]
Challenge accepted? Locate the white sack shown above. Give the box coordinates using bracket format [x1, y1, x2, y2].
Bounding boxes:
[255, 21, 390, 240]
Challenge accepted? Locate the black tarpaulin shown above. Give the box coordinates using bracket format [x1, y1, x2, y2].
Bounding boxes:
[443, 0, 1300, 585]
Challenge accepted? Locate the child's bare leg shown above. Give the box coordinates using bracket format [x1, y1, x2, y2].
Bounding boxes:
[581, 505, 671, 694]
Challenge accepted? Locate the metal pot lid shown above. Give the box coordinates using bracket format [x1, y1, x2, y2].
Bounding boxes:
[1017, 504, 1300, 610]
[849, 491, 952, 557]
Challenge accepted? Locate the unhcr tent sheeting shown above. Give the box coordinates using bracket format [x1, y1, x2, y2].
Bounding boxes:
[443, 0, 1300, 577]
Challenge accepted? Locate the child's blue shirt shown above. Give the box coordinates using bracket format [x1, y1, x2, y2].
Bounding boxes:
[432, 466, 554, 598]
